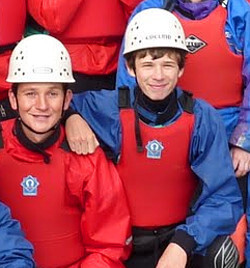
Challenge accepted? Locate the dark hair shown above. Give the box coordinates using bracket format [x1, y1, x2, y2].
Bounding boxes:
[125, 47, 187, 71]
[11, 83, 69, 95]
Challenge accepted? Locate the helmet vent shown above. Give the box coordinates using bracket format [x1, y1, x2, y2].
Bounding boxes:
[63, 68, 69, 76]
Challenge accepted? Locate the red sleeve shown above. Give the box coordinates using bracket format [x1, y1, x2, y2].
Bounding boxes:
[69, 148, 132, 268]
[27, 0, 84, 33]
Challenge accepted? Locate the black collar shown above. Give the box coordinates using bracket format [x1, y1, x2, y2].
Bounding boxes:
[13, 119, 61, 163]
[135, 87, 178, 125]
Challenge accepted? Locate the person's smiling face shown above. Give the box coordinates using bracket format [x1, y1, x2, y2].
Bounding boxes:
[132, 52, 184, 101]
[9, 82, 72, 142]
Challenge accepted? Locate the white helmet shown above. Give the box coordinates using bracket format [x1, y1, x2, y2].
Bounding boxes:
[7, 34, 75, 83]
[123, 8, 188, 55]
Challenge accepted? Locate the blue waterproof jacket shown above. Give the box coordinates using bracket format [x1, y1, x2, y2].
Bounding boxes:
[0, 201, 34, 267]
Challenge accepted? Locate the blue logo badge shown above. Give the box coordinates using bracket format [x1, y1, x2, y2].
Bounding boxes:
[21, 175, 40, 196]
[146, 140, 164, 159]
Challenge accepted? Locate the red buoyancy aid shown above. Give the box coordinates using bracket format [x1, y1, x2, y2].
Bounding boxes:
[0, 0, 26, 45]
[53, 0, 127, 43]
[0, 121, 84, 267]
[176, 5, 243, 109]
[117, 109, 198, 227]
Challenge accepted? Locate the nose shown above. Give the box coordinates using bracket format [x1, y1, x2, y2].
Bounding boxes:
[36, 94, 48, 110]
[152, 65, 164, 80]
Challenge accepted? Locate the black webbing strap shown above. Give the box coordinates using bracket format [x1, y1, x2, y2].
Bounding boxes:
[119, 87, 143, 152]
[134, 108, 144, 153]
[178, 90, 194, 114]
[118, 86, 131, 109]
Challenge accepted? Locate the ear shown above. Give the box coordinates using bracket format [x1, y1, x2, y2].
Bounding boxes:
[63, 89, 73, 111]
[178, 68, 184, 78]
[8, 89, 18, 110]
[125, 61, 136, 77]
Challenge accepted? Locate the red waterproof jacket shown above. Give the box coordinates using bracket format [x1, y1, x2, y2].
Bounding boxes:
[0, 0, 26, 99]
[0, 119, 131, 268]
[27, 0, 142, 75]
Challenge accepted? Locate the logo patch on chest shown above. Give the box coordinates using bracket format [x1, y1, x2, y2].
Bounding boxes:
[185, 34, 207, 54]
[146, 140, 164, 159]
[21, 175, 40, 196]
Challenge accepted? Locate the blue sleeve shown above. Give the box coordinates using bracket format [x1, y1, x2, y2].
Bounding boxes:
[226, 0, 250, 152]
[176, 100, 243, 252]
[71, 90, 121, 159]
[0, 202, 35, 267]
[116, 0, 165, 106]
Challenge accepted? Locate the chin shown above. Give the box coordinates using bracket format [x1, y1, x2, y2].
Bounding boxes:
[151, 96, 166, 101]
[31, 123, 54, 133]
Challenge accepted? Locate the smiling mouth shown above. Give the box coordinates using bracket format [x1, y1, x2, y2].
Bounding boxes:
[32, 114, 50, 119]
[149, 84, 167, 89]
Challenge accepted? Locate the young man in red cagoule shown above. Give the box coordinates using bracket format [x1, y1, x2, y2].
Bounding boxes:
[0, 34, 131, 268]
